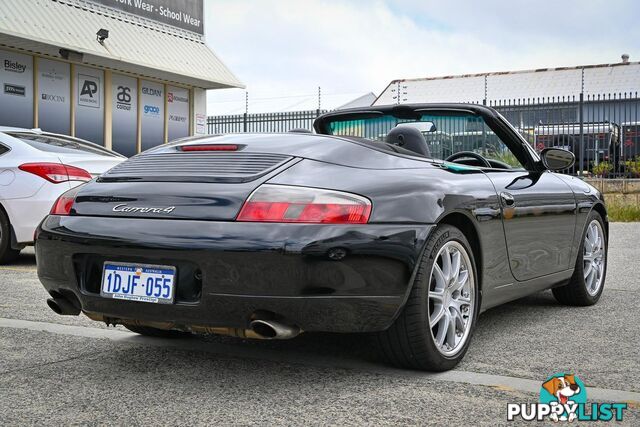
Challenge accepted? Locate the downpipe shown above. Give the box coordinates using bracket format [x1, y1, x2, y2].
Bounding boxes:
[46, 297, 80, 316]
[249, 319, 301, 340]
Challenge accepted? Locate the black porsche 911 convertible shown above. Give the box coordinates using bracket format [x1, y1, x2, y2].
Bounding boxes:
[36, 103, 607, 371]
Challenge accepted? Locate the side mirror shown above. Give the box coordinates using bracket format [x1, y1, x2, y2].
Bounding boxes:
[540, 147, 575, 171]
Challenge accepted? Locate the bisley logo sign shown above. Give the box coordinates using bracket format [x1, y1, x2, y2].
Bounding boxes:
[78, 74, 100, 108]
[4, 59, 26, 73]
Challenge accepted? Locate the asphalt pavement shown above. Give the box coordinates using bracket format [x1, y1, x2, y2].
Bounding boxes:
[1, 223, 639, 426]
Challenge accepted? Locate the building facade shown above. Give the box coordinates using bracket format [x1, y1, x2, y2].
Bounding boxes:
[0, 0, 243, 156]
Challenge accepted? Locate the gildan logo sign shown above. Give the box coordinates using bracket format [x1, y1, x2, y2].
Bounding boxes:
[142, 86, 162, 97]
[78, 74, 100, 108]
[144, 104, 160, 116]
[116, 85, 132, 111]
[168, 92, 188, 103]
[4, 59, 26, 73]
[4, 83, 26, 96]
[41, 93, 65, 103]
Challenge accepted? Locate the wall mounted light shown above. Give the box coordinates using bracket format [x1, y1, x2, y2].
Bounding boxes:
[96, 28, 109, 43]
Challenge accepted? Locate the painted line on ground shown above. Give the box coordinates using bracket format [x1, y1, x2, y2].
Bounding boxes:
[1, 317, 639, 403]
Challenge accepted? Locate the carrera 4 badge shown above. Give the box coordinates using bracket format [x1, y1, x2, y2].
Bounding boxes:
[112, 204, 175, 214]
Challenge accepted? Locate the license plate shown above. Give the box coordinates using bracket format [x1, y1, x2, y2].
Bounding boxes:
[101, 262, 176, 304]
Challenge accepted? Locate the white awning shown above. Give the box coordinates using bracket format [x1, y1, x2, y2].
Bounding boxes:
[0, 0, 244, 89]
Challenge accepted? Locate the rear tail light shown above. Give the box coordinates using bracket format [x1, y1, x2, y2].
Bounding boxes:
[50, 186, 82, 216]
[237, 184, 371, 224]
[19, 163, 92, 183]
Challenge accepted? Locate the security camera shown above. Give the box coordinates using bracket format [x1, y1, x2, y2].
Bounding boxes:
[96, 29, 109, 43]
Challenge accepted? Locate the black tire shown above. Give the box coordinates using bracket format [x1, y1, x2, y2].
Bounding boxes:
[552, 211, 607, 306]
[377, 224, 479, 371]
[0, 208, 20, 265]
[124, 324, 191, 338]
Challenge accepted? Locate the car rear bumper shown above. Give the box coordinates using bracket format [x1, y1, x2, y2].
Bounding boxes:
[2, 181, 72, 246]
[36, 216, 433, 333]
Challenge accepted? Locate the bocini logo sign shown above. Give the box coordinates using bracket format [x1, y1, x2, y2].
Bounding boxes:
[41, 93, 65, 103]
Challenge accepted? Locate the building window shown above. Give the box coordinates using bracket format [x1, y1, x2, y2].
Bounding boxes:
[140, 80, 164, 152]
[111, 74, 138, 157]
[0, 49, 33, 128]
[167, 86, 189, 142]
[75, 66, 104, 145]
[37, 58, 70, 135]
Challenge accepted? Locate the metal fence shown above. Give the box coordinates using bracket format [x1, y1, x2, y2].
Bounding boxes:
[490, 93, 640, 177]
[208, 110, 328, 134]
[207, 93, 640, 178]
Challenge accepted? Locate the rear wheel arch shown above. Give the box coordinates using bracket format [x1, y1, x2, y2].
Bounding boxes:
[0, 201, 14, 238]
[0, 201, 21, 262]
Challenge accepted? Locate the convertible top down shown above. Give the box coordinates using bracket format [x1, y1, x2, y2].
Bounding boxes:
[36, 104, 608, 371]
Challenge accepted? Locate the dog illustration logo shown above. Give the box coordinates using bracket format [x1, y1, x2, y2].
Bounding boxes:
[539, 373, 587, 422]
[508, 372, 627, 422]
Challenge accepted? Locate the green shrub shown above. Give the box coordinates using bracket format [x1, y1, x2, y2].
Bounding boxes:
[625, 158, 640, 177]
[592, 161, 613, 177]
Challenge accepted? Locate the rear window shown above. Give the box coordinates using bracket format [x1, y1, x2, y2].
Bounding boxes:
[0, 144, 9, 156]
[8, 133, 121, 157]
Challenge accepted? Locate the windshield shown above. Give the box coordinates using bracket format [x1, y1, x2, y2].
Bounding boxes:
[324, 111, 523, 168]
[8, 133, 122, 157]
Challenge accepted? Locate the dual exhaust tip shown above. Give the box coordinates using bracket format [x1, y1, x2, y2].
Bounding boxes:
[249, 319, 300, 340]
[46, 296, 80, 316]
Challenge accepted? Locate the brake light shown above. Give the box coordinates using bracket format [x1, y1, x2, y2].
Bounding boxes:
[19, 163, 92, 183]
[180, 144, 238, 152]
[50, 186, 82, 216]
[237, 185, 371, 224]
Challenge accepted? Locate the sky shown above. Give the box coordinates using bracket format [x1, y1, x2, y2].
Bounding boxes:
[204, 0, 640, 115]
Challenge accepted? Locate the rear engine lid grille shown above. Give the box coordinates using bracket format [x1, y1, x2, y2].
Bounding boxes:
[99, 152, 293, 183]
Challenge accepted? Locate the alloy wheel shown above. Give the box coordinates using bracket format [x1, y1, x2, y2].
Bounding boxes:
[428, 241, 475, 356]
[583, 219, 605, 296]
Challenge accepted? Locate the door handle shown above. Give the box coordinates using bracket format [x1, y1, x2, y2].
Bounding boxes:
[500, 192, 515, 207]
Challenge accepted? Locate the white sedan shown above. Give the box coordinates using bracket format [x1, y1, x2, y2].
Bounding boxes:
[0, 127, 125, 263]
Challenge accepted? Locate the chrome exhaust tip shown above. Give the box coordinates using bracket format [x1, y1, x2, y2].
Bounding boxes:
[249, 319, 300, 340]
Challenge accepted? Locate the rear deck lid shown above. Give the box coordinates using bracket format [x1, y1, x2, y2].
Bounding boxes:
[100, 149, 292, 183]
